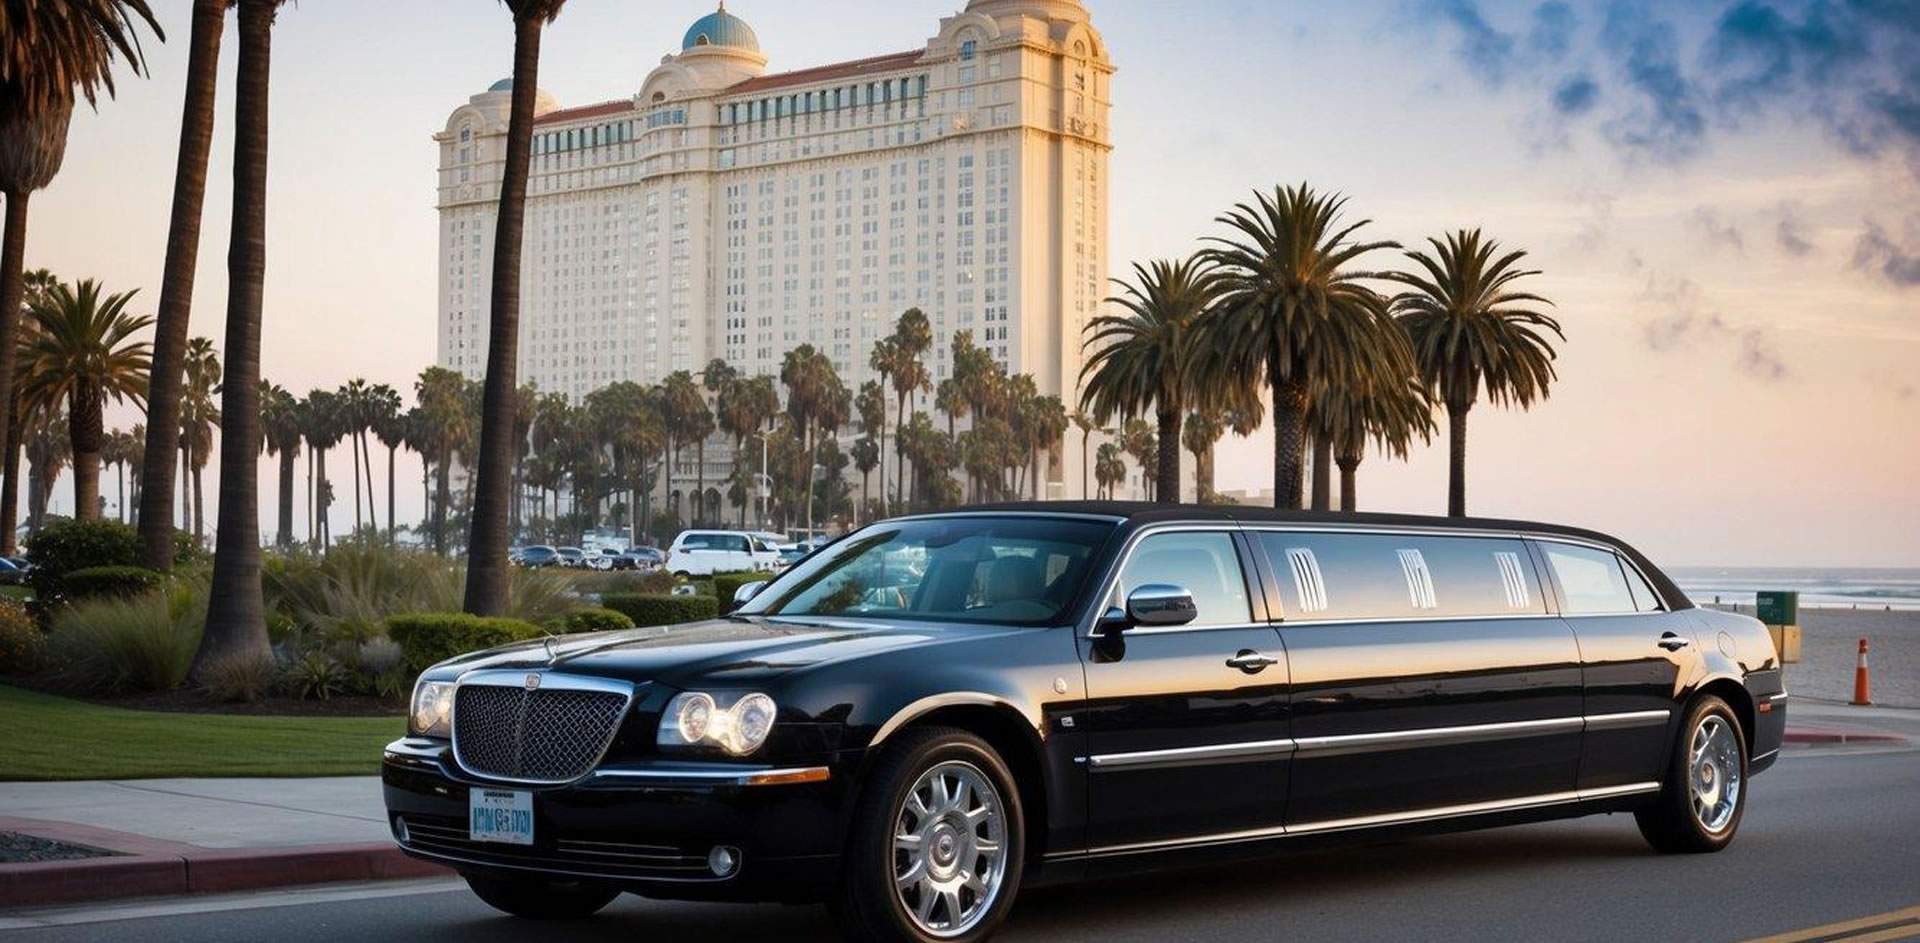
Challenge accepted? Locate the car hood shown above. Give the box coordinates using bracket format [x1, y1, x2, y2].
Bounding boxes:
[440, 616, 1003, 686]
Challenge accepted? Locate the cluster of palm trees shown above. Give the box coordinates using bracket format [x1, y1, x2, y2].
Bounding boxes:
[1080, 184, 1565, 514]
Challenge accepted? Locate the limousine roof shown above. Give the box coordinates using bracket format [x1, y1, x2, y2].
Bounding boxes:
[945, 501, 1693, 610]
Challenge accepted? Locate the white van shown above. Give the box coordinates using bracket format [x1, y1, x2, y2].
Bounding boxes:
[664, 530, 783, 577]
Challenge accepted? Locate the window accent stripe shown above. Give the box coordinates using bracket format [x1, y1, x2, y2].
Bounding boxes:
[1286, 547, 1327, 613]
[1396, 548, 1438, 610]
[1494, 551, 1530, 609]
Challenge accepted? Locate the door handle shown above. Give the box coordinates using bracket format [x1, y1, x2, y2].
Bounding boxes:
[1657, 633, 1691, 651]
[1226, 650, 1280, 673]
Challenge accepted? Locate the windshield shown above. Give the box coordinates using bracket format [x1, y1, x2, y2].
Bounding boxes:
[739, 516, 1116, 627]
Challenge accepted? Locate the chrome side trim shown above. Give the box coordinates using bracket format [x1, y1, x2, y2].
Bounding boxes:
[870, 692, 1030, 746]
[1070, 781, 1662, 858]
[1088, 619, 1276, 639]
[1767, 692, 1790, 702]
[1292, 716, 1584, 758]
[586, 765, 830, 787]
[395, 842, 734, 885]
[1089, 739, 1297, 771]
[1582, 709, 1673, 730]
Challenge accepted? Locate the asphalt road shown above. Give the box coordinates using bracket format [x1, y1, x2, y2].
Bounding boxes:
[3, 745, 1916, 943]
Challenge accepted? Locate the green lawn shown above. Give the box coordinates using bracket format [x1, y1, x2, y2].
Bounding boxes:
[0, 685, 404, 781]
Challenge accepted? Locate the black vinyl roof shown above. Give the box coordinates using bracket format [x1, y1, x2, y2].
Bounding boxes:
[932, 501, 1693, 610]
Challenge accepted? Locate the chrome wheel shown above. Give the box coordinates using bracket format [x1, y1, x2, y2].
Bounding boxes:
[891, 760, 1007, 938]
[1689, 715, 1742, 834]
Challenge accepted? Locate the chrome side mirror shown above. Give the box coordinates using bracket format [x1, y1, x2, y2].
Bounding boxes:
[732, 580, 768, 611]
[1125, 584, 1197, 627]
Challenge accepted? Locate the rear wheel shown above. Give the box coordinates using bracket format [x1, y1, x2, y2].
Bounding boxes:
[836, 727, 1024, 943]
[1636, 695, 1747, 853]
[463, 873, 621, 919]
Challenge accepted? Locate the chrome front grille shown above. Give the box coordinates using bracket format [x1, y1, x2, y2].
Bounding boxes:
[451, 675, 632, 783]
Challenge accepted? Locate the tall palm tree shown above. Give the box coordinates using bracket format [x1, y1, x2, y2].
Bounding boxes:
[781, 344, 839, 535]
[338, 378, 370, 534]
[18, 278, 152, 521]
[888, 309, 932, 510]
[100, 427, 133, 521]
[2, 0, 159, 540]
[1387, 229, 1562, 517]
[1025, 395, 1068, 501]
[370, 389, 408, 547]
[1182, 409, 1223, 502]
[414, 367, 468, 556]
[719, 372, 777, 529]
[465, 0, 570, 616]
[139, 0, 224, 573]
[1317, 370, 1434, 512]
[1093, 441, 1124, 501]
[1069, 410, 1100, 501]
[301, 387, 343, 547]
[866, 336, 895, 514]
[363, 382, 400, 537]
[1202, 183, 1403, 509]
[260, 380, 300, 548]
[1080, 256, 1221, 504]
[22, 402, 68, 530]
[0, 268, 54, 551]
[178, 336, 219, 540]
[1118, 417, 1156, 501]
[659, 370, 708, 527]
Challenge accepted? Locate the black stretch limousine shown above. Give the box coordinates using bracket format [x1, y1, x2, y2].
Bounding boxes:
[383, 504, 1786, 943]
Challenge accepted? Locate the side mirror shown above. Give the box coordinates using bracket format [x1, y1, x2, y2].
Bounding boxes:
[732, 580, 768, 611]
[1125, 584, 1197, 628]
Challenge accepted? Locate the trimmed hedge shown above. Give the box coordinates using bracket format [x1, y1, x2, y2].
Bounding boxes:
[712, 572, 770, 611]
[547, 607, 636, 635]
[61, 566, 165, 601]
[25, 520, 202, 605]
[601, 593, 717, 628]
[387, 613, 548, 673]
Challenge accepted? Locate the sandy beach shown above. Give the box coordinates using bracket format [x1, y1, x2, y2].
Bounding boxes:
[1709, 605, 1919, 709]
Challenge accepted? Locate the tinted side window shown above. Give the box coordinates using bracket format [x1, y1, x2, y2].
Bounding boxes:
[1115, 532, 1250, 627]
[1258, 532, 1545, 620]
[723, 535, 749, 552]
[1619, 558, 1664, 611]
[1542, 543, 1637, 614]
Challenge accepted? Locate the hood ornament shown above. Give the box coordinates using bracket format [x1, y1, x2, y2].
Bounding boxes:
[542, 635, 558, 666]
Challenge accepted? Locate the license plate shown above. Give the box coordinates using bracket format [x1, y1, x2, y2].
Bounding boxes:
[469, 789, 534, 845]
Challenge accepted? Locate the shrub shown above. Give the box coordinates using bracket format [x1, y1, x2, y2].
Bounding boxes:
[281, 649, 350, 701]
[350, 637, 408, 698]
[387, 612, 548, 673]
[569, 568, 675, 597]
[45, 580, 207, 694]
[712, 572, 770, 610]
[61, 565, 165, 601]
[601, 593, 718, 628]
[24, 520, 201, 603]
[264, 547, 584, 650]
[547, 607, 635, 635]
[0, 601, 43, 674]
[199, 652, 276, 703]
[0, 585, 33, 605]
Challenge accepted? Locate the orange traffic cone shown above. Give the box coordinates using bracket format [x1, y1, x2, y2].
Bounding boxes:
[1852, 638, 1872, 706]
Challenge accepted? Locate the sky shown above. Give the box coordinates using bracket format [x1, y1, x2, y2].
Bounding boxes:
[21, 0, 1920, 567]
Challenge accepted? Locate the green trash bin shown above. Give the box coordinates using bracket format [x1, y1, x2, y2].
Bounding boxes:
[1756, 590, 1798, 626]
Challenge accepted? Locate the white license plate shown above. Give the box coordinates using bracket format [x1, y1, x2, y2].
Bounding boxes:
[469, 789, 534, 845]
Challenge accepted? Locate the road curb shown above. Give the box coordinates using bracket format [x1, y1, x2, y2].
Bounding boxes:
[1782, 725, 1908, 745]
[0, 824, 448, 908]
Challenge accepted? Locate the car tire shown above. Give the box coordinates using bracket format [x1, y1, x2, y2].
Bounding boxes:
[835, 727, 1025, 943]
[463, 872, 622, 919]
[1635, 694, 1748, 854]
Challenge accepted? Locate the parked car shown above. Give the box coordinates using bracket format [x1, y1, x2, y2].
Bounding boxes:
[556, 547, 587, 569]
[0, 557, 24, 586]
[611, 547, 664, 571]
[661, 530, 781, 577]
[385, 504, 1783, 943]
[516, 546, 560, 569]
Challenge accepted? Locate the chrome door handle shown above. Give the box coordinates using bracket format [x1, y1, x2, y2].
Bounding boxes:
[1657, 634, 1691, 651]
[1226, 650, 1280, 673]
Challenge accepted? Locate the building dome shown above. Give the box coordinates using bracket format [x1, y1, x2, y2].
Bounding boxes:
[487, 77, 514, 92]
[682, 4, 758, 52]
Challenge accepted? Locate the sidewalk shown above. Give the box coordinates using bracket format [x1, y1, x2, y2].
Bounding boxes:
[0, 777, 444, 907]
[2, 704, 1911, 910]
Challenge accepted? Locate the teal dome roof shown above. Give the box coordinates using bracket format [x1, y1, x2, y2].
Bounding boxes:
[682, 5, 758, 52]
[487, 78, 513, 92]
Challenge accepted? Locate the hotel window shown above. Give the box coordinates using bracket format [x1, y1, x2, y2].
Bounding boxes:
[960, 39, 977, 60]
[459, 126, 472, 142]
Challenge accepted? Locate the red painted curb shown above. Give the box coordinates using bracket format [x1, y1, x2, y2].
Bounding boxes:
[0, 842, 450, 908]
[1782, 725, 1908, 745]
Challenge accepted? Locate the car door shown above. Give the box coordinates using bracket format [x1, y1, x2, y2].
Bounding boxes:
[1077, 527, 1291, 852]
[1254, 529, 1585, 828]
[1534, 539, 1689, 791]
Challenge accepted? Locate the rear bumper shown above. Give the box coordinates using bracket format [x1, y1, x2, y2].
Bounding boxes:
[381, 739, 849, 903]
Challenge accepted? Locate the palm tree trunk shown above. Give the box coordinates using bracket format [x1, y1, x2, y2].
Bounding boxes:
[305, 447, 314, 545]
[180, 442, 190, 529]
[0, 193, 31, 554]
[1080, 430, 1091, 501]
[67, 386, 104, 520]
[1272, 376, 1307, 510]
[277, 448, 295, 547]
[140, 0, 225, 573]
[1155, 407, 1181, 505]
[1197, 444, 1216, 502]
[197, 0, 276, 679]
[1337, 453, 1361, 513]
[1447, 398, 1470, 517]
[894, 394, 908, 515]
[313, 447, 325, 547]
[1311, 430, 1332, 511]
[693, 438, 705, 527]
[463, 11, 546, 615]
[348, 430, 362, 535]
[434, 452, 451, 555]
[386, 444, 396, 547]
[0, 407, 22, 556]
[117, 460, 126, 522]
[193, 464, 205, 541]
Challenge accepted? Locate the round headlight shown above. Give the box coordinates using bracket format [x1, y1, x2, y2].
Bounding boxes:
[409, 680, 454, 738]
[729, 693, 777, 754]
[674, 692, 715, 744]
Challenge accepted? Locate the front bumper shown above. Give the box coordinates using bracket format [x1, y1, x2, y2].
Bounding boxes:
[381, 738, 850, 903]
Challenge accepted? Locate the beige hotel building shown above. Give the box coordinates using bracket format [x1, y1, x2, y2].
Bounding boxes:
[434, 0, 1113, 503]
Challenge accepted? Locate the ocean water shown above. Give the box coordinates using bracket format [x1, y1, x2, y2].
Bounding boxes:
[1666, 567, 1920, 611]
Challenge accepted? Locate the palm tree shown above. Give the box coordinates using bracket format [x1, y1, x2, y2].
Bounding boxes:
[178, 336, 220, 541]
[1182, 409, 1223, 502]
[866, 336, 895, 513]
[1069, 410, 1101, 500]
[1025, 395, 1068, 501]
[850, 434, 879, 521]
[781, 344, 841, 535]
[1317, 370, 1434, 512]
[139, 0, 224, 573]
[888, 309, 932, 510]
[260, 381, 300, 548]
[18, 278, 153, 521]
[2, 0, 159, 542]
[1080, 256, 1221, 504]
[1202, 183, 1404, 509]
[1118, 417, 1156, 501]
[101, 427, 134, 521]
[1387, 229, 1563, 517]
[22, 403, 68, 530]
[659, 370, 708, 528]
[414, 367, 468, 555]
[464, 0, 570, 616]
[1093, 441, 1125, 500]
[370, 390, 408, 546]
[338, 378, 370, 533]
[1, 268, 55, 551]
